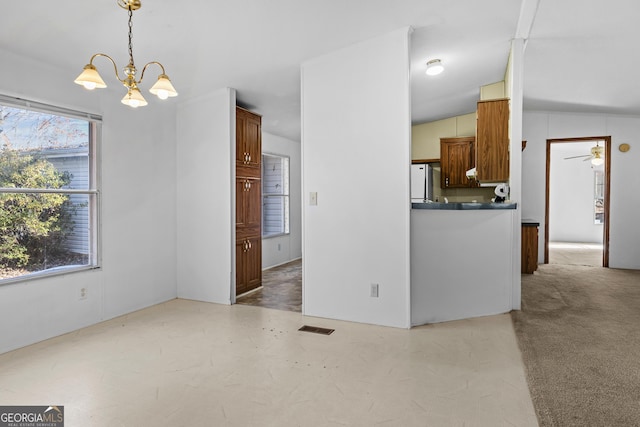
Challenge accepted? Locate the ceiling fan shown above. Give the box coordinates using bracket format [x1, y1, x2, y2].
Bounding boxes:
[563, 141, 604, 165]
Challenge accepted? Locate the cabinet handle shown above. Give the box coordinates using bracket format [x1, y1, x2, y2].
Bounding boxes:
[248, 240, 252, 250]
[445, 176, 449, 187]
[247, 153, 251, 163]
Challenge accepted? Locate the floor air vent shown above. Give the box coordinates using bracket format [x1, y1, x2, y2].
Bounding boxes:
[298, 325, 334, 335]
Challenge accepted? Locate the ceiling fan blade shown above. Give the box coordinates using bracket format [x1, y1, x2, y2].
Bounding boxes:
[563, 154, 592, 160]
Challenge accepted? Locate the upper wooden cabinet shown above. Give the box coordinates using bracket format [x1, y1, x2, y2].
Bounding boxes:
[476, 99, 509, 182]
[440, 136, 476, 188]
[236, 107, 262, 178]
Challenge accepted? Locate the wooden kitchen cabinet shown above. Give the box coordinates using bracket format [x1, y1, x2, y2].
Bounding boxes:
[236, 235, 262, 295]
[440, 136, 476, 188]
[236, 107, 262, 295]
[236, 107, 262, 178]
[235, 176, 261, 237]
[521, 221, 539, 274]
[476, 99, 509, 182]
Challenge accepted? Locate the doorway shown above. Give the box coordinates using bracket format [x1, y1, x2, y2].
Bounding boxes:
[545, 137, 611, 267]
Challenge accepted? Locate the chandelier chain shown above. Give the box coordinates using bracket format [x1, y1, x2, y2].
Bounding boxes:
[127, 7, 134, 67]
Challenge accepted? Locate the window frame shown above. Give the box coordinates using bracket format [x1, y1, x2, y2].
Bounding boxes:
[0, 95, 101, 285]
[262, 152, 290, 239]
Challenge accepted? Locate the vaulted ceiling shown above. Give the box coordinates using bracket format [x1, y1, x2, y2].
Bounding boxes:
[1, 0, 638, 141]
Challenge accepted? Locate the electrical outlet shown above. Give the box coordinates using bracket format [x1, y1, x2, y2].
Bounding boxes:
[277, 243, 281, 251]
[79, 287, 87, 300]
[370, 283, 379, 298]
[310, 192, 318, 206]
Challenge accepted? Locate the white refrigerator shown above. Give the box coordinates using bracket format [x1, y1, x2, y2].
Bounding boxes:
[411, 164, 432, 203]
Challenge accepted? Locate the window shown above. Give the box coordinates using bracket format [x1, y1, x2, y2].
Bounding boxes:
[0, 96, 100, 284]
[262, 153, 289, 237]
[594, 169, 604, 224]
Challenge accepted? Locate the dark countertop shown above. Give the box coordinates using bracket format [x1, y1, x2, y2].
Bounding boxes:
[522, 218, 540, 226]
[412, 202, 518, 210]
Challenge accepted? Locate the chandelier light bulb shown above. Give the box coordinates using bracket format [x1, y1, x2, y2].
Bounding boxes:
[121, 87, 148, 108]
[83, 82, 97, 90]
[149, 74, 178, 100]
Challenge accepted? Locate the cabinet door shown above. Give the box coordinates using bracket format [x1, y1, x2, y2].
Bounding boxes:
[236, 107, 262, 177]
[245, 236, 262, 291]
[236, 109, 247, 169]
[440, 137, 476, 188]
[236, 239, 249, 295]
[244, 113, 261, 170]
[476, 99, 509, 182]
[235, 236, 262, 295]
[236, 177, 261, 237]
[521, 225, 539, 274]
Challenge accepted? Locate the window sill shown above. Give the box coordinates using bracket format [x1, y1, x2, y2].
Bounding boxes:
[0, 265, 100, 287]
[262, 233, 290, 240]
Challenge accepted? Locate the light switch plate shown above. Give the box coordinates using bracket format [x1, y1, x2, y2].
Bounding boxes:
[310, 192, 318, 206]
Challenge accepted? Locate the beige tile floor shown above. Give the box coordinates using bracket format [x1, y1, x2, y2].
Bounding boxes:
[0, 299, 538, 426]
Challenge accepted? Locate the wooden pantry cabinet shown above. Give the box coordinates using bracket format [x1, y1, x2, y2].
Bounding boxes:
[440, 136, 477, 188]
[236, 107, 262, 296]
[476, 98, 509, 183]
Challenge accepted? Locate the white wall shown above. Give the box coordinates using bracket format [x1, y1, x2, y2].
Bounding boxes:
[176, 88, 235, 304]
[0, 50, 178, 354]
[301, 27, 412, 328]
[522, 111, 640, 269]
[262, 132, 302, 269]
[549, 142, 604, 243]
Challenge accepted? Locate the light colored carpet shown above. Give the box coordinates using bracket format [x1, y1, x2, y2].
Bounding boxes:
[548, 241, 602, 267]
[512, 264, 640, 426]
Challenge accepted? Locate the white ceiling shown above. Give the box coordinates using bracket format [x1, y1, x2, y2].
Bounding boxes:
[1, 0, 638, 142]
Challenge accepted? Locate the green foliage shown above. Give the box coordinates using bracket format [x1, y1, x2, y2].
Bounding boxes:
[0, 147, 72, 268]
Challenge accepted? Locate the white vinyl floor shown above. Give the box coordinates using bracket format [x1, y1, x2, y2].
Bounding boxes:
[0, 299, 538, 426]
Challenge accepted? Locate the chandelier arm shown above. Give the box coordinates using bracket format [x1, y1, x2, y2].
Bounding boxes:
[139, 61, 167, 84]
[89, 53, 126, 84]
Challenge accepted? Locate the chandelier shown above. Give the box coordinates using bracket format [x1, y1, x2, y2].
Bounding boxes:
[73, 0, 177, 108]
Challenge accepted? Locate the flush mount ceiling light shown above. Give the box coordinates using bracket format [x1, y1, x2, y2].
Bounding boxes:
[74, 0, 177, 108]
[425, 59, 444, 76]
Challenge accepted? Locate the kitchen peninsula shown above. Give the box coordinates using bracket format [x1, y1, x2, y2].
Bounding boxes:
[411, 204, 517, 325]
